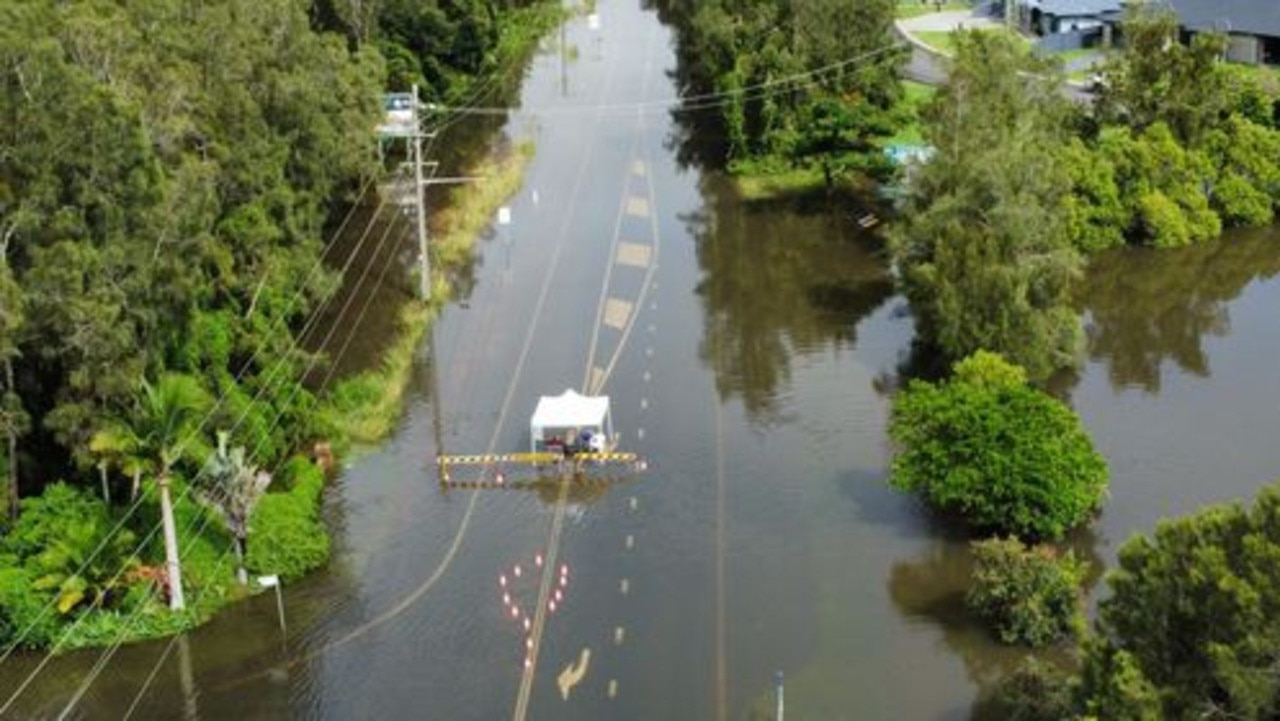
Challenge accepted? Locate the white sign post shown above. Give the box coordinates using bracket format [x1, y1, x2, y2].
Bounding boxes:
[497, 206, 512, 226]
[258, 575, 287, 639]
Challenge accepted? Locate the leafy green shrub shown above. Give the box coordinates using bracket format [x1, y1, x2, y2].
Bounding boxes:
[888, 352, 1108, 540]
[6, 484, 139, 614]
[1138, 191, 1192, 248]
[967, 537, 1085, 646]
[0, 483, 149, 647]
[246, 458, 328, 580]
[0, 564, 54, 649]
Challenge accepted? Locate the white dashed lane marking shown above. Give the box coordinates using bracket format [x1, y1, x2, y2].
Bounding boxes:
[603, 298, 633, 330]
[616, 242, 652, 268]
[625, 197, 650, 217]
[620, 578, 630, 595]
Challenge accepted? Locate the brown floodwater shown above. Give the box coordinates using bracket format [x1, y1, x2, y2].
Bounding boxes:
[3, 2, 1280, 719]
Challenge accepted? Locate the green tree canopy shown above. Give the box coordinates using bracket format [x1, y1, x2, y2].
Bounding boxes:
[1080, 482, 1280, 719]
[888, 351, 1109, 540]
[890, 32, 1083, 380]
[656, 0, 906, 179]
[1095, 6, 1234, 146]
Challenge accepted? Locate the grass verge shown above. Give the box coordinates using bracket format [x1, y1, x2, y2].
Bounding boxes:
[896, 1, 970, 20]
[915, 27, 1030, 57]
[322, 141, 535, 446]
[735, 165, 829, 201]
[886, 80, 936, 146]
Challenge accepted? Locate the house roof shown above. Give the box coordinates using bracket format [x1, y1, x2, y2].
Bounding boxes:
[1166, 0, 1280, 37]
[1038, 0, 1123, 17]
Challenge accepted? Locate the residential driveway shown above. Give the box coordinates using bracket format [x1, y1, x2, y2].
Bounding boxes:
[895, 9, 1096, 104]
[898, 8, 1002, 32]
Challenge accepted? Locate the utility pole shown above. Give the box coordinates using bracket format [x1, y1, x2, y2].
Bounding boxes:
[403, 86, 481, 302]
[412, 83, 432, 302]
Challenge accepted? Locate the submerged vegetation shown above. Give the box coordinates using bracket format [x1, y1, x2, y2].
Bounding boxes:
[889, 351, 1108, 540]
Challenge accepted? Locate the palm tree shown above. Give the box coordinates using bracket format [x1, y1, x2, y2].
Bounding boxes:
[92, 373, 212, 610]
[198, 431, 272, 585]
[89, 423, 148, 503]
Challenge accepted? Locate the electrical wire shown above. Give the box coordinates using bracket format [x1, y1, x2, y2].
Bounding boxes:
[116, 203, 419, 720]
[0, 174, 380, 664]
[36, 29, 909, 717]
[0, 193, 402, 711]
[48, 208, 416, 720]
[423, 42, 903, 119]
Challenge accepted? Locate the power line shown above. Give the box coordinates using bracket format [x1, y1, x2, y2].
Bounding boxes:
[0, 194, 403, 709]
[116, 204, 419, 719]
[424, 43, 904, 119]
[0, 175, 381, 664]
[55, 210, 415, 718]
[34, 207, 417, 720]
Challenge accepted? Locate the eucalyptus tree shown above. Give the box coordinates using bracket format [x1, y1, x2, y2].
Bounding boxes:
[891, 31, 1083, 380]
[0, 259, 23, 520]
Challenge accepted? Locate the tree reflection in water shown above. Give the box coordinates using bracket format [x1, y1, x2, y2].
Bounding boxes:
[1078, 226, 1280, 393]
[690, 176, 895, 427]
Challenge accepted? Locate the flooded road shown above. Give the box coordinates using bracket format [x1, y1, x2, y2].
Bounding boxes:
[5, 2, 1280, 719]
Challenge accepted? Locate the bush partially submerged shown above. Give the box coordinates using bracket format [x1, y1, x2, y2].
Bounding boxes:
[889, 351, 1109, 540]
[246, 458, 329, 581]
[968, 536, 1085, 647]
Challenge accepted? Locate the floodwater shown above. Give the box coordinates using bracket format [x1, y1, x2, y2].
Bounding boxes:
[4, 2, 1280, 719]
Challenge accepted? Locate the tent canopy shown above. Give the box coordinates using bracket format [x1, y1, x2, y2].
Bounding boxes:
[530, 389, 611, 449]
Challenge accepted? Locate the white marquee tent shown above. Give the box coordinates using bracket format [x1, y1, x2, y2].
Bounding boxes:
[529, 389, 613, 452]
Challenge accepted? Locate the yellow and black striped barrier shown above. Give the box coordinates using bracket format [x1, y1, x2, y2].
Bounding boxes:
[440, 475, 628, 490]
[436, 452, 640, 466]
[435, 451, 648, 490]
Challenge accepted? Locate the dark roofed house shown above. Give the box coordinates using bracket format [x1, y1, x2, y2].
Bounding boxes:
[1166, 0, 1280, 65]
[1012, 0, 1124, 41]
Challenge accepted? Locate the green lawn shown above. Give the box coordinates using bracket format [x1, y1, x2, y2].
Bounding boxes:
[896, 1, 970, 19]
[915, 26, 1030, 56]
[886, 80, 937, 146]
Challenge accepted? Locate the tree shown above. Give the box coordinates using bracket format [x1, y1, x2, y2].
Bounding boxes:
[1079, 482, 1280, 718]
[106, 374, 213, 611]
[0, 258, 24, 521]
[660, 0, 905, 177]
[1076, 642, 1161, 721]
[198, 431, 272, 585]
[1094, 6, 1232, 145]
[890, 32, 1083, 380]
[888, 351, 1109, 540]
[967, 537, 1085, 646]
